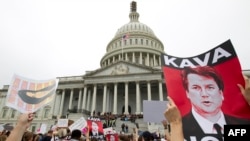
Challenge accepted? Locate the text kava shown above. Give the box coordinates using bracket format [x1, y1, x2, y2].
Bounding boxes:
[164, 47, 232, 68]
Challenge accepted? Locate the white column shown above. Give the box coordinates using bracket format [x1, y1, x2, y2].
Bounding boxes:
[113, 83, 118, 114]
[91, 85, 97, 114]
[125, 53, 128, 61]
[69, 89, 74, 110]
[77, 89, 82, 111]
[159, 81, 163, 101]
[102, 84, 107, 114]
[132, 52, 135, 63]
[124, 82, 129, 114]
[139, 52, 142, 64]
[82, 86, 87, 110]
[153, 54, 156, 66]
[147, 53, 149, 66]
[158, 55, 161, 66]
[147, 81, 152, 100]
[59, 89, 65, 116]
[50, 90, 58, 116]
[86, 89, 91, 111]
[136, 81, 140, 114]
[106, 88, 111, 112]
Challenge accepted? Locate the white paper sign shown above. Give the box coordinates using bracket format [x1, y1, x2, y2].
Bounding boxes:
[57, 119, 68, 127]
[69, 117, 87, 131]
[143, 100, 168, 123]
[6, 74, 59, 113]
[103, 127, 114, 135]
[40, 123, 47, 134]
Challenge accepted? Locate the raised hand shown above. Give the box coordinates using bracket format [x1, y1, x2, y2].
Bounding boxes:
[238, 75, 250, 105]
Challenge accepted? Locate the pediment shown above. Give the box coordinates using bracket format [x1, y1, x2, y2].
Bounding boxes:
[85, 61, 159, 77]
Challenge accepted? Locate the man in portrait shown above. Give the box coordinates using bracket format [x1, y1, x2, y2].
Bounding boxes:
[89, 120, 104, 139]
[181, 66, 250, 140]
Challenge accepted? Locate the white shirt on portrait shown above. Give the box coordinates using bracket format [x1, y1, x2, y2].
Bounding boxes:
[192, 108, 226, 134]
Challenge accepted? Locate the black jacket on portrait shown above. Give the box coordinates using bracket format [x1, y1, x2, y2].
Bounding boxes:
[182, 112, 250, 141]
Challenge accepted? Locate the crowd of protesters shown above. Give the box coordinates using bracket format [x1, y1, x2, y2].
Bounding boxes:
[0, 113, 169, 141]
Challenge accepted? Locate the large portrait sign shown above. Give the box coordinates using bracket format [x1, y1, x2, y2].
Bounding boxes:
[87, 117, 104, 140]
[161, 40, 250, 141]
[6, 74, 59, 113]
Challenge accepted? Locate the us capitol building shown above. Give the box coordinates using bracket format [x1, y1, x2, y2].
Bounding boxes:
[0, 1, 167, 131]
[0, 1, 249, 132]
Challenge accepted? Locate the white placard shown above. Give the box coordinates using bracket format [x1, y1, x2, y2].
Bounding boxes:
[57, 119, 68, 127]
[69, 117, 87, 131]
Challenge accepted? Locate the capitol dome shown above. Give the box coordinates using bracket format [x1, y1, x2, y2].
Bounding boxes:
[100, 1, 165, 68]
[114, 20, 156, 38]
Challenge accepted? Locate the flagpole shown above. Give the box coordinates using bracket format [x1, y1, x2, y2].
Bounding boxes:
[122, 39, 124, 60]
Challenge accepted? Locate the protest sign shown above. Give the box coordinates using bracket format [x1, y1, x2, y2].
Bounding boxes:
[57, 119, 68, 127]
[87, 117, 104, 140]
[69, 117, 87, 131]
[6, 74, 59, 113]
[161, 39, 250, 141]
[106, 133, 119, 141]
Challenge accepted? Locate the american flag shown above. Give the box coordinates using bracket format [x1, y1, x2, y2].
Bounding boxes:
[122, 33, 129, 41]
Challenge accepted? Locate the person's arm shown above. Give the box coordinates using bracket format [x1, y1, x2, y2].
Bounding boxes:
[132, 127, 138, 141]
[6, 113, 34, 141]
[164, 96, 184, 141]
[161, 120, 171, 141]
[83, 126, 90, 141]
[238, 75, 250, 105]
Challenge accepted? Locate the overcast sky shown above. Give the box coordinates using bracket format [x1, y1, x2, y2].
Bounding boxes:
[1, 0, 250, 88]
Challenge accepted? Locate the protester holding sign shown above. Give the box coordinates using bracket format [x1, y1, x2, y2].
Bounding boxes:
[164, 96, 183, 141]
[6, 113, 34, 141]
[238, 75, 250, 106]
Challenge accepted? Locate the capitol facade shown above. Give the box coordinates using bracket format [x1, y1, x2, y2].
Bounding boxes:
[0, 1, 167, 131]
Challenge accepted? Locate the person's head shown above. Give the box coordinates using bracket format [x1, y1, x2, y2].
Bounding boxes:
[91, 121, 99, 133]
[71, 129, 82, 140]
[22, 131, 33, 141]
[138, 131, 153, 141]
[57, 128, 68, 139]
[181, 66, 224, 115]
[0, 134, 7, 141]
[32, 134, 40, 141]
[47, 130, 53, 136]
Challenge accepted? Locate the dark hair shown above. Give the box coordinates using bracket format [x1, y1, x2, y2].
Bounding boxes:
[140, 131, 153, 141]
[22, 131, 33, 141]
[32, 134, 40, 141]
[71, 129, 82, 139]
[181, 66, 224, 92]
